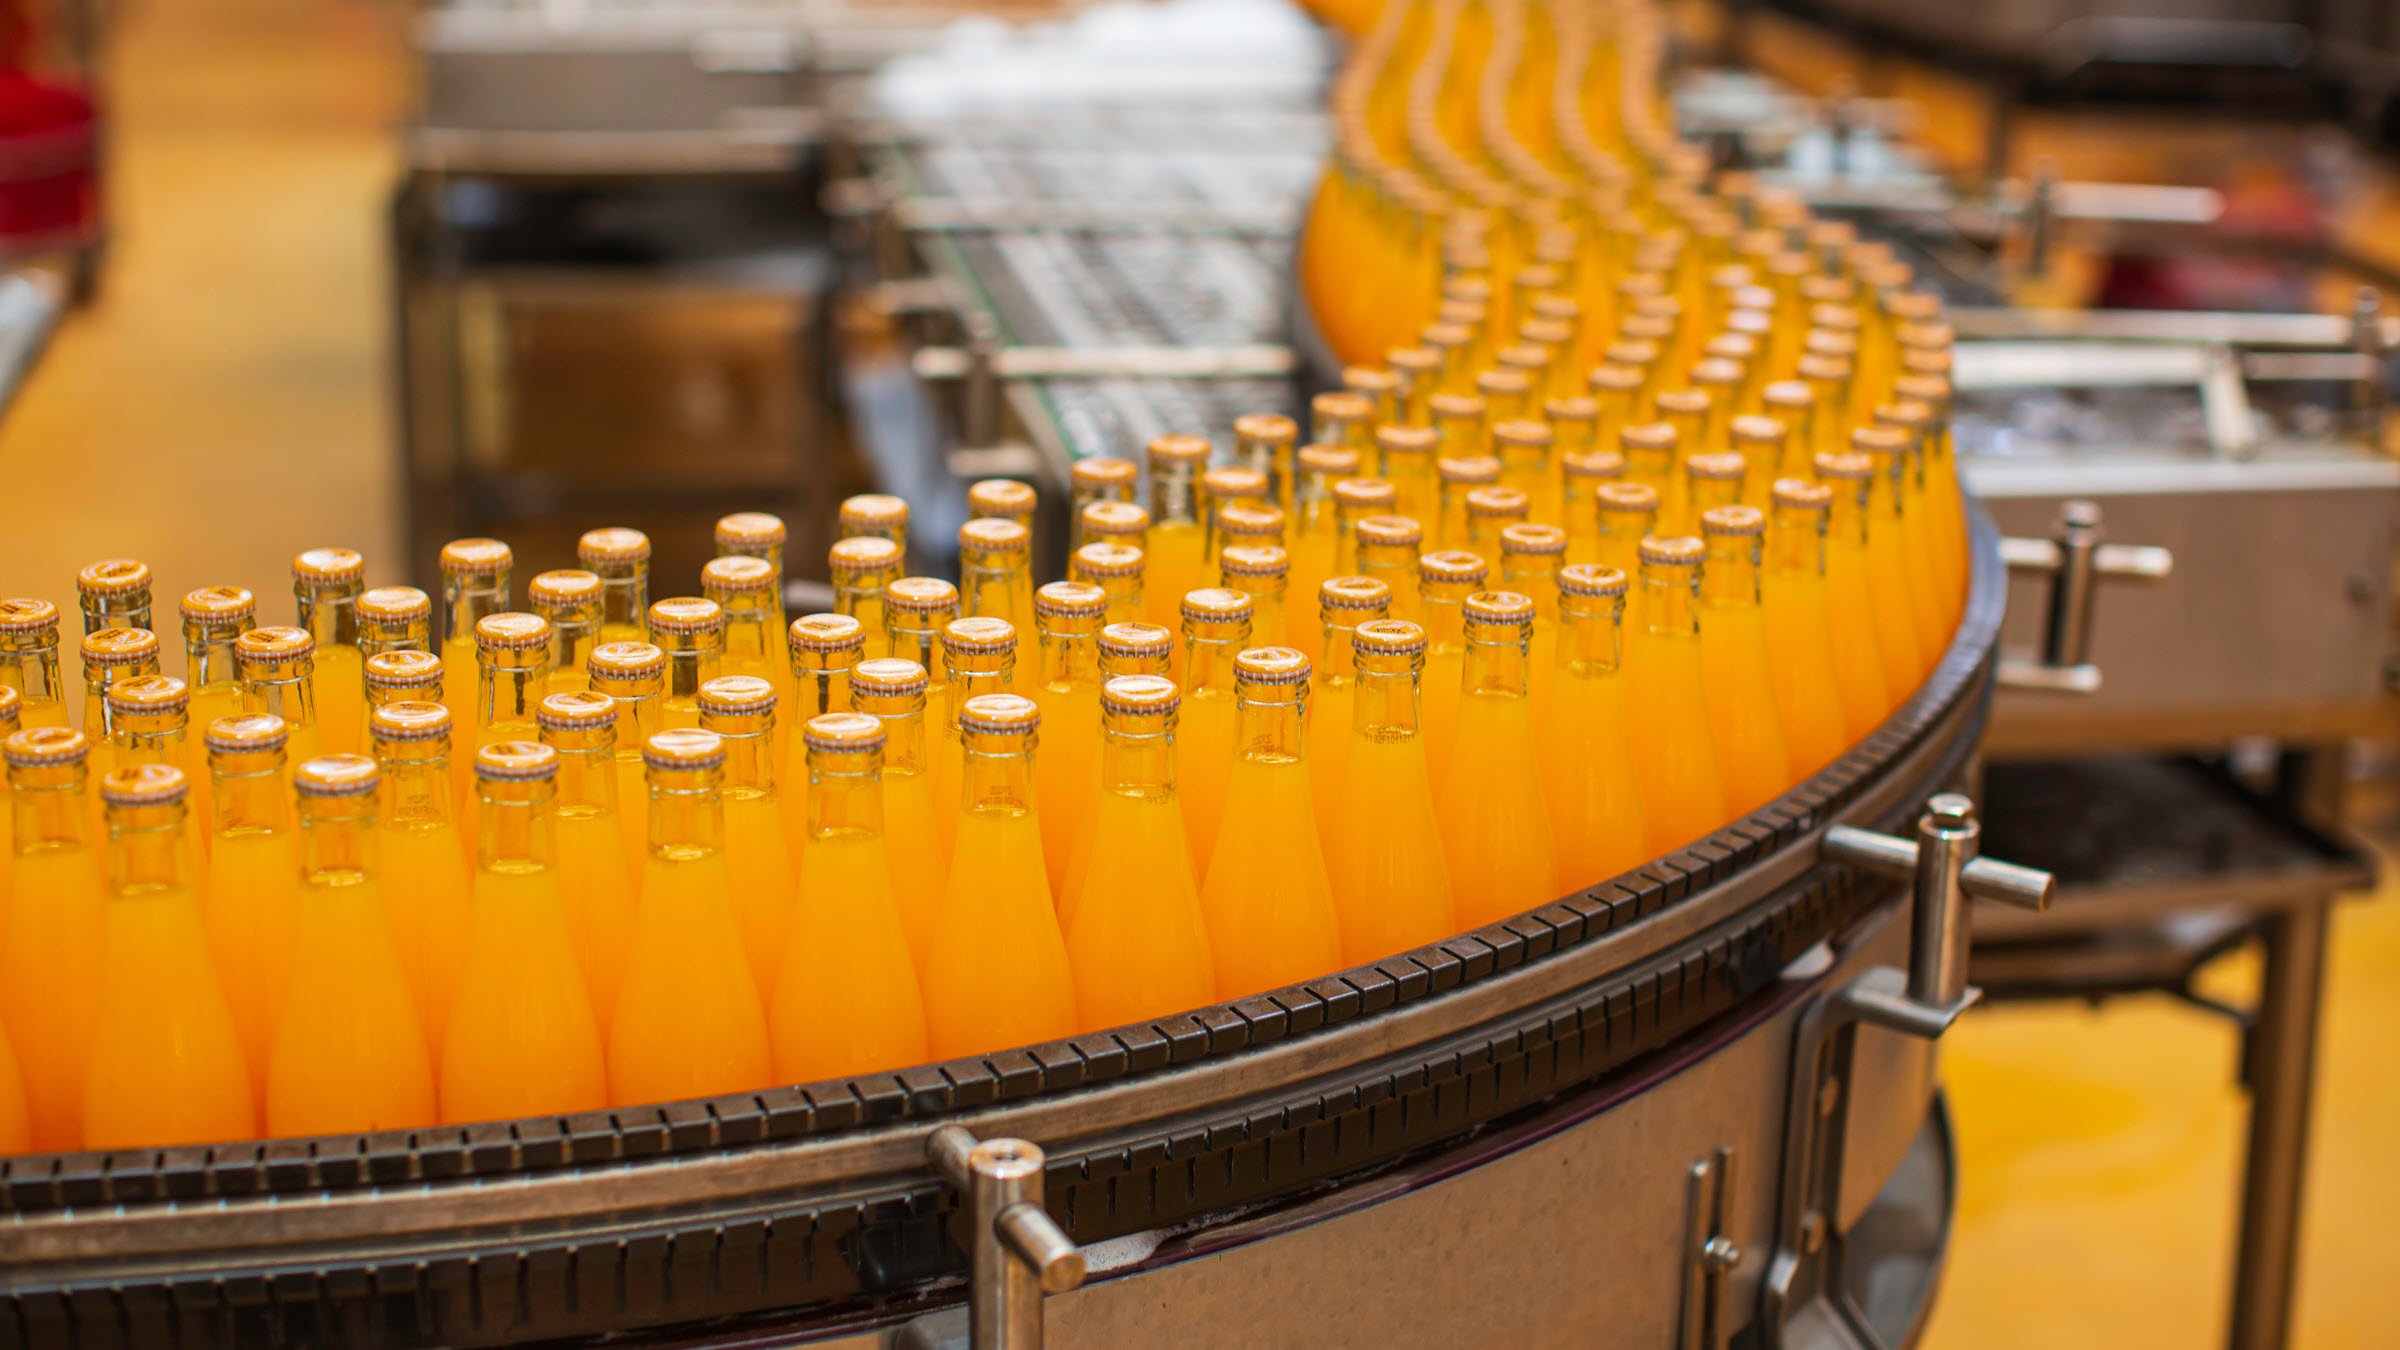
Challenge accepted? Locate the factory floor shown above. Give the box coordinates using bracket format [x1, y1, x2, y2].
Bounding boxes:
[1, 0, 2397, 1344]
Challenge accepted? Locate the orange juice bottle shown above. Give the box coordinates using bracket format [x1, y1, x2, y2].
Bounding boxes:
[1069, 457, 1139, 551]
[1098, 622, 1174, 681]
[614, 728, 770, 1104]
[1593, 481, 1659, 580]
[1213, 502, 1286, 576]
[1072, 541, 1147, 627]
[0, 687, 17, 935]
[444, 740, 606, 1123]
[1147, 432, 1209, 629]
[85, 764, 254, 1148]
[1762, 479, 1856, 773]
[1857, 422, 1946, 670]
[781, 613, 865, 853]
[357, 585, 433, 677]
[534, 691, 637, 1025]
[1432, 392, 1488, 474]
[1760, 382, 1819, 481]
[1498, 523, 1567, 731]
[850, 658, 944, 970]
[471, 610, 553, 818]
[923, 693, 1078, 1057]
[1895, 371, 1968, 627]
[1078, 500, 1150, 562]
[930, 616, 1015, 867]
[587, 640, 666, 872]
[1478, 368, 1538, 426]
[1698, 507, 1794, 815]
[1619, 422, 1681, 532]
[579, 527, 653, 648]
[1827, 439, 1927, 702]
[76, 557, 153, 642]
[270, 754, 435, 1136]
[1373, 424, 1440, 537]
[180, 586, 256, 765]
[1324, 619, 1455, 964]
[1799, 352, 1855, 463]
[1729, 416, 1788, 508]
[1, 727, 106, 1149]
[884, 576, 958, 742]
[969, 476, 1038, 531]
[367, 701, 471, 1056]
[646, 597, 723, 731]
[1623, 536, 1731, 851]
[1686, 450, 1748, 529]
[79, 627, 160, 782]
[1493, 419, 1559, 523]
[1589, 361, 1645, 451]
[1308, 576, 1391, 849]
[1435, 454, 1499, 550]
[959, 518, 1036, 640]
[1331, 476, 1398, 577]
[1286, 445, 1359, 661]
[1175, 587, 1252, 877]
[1438, 592, 1558, 927]
[717, 511, 791, 659]
[1219, 545, 1291, 649]
[292, 548, 368, 754]
[1544, 564, 1649, 891]
[436, 538, 512, 775]
[200, 712, 301, 1087]
[526, 570, 602, 699]
[1234, 411, 1301, 515]
[1464, 486, 1530, 559]
[106, 674, 206, 872]
[236, 626, 323, 771]
[0, 1015, 25, 1153]
[1811, 451, 1904, 722]
[1416, 550, 1485, 778]
[1560, 448, 1623, 567]
[1390, 346, 1440, 426]
[1202, 651, 1343, 996]
[1030, 582, 1105, 891]
[830, 536, 903, 660]
[1354, 514, 1424, 621]
[697, 675, 795, 999]
[840, 494, 911, 571]
[1065, 675, 1217, 1028]
[773, 712, 928, 1080]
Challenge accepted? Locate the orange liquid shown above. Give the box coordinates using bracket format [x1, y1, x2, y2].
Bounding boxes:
[1624, 623, 1729, 854]
[724, 789, 796, 1000]
[0, 845, 105, 1150]
[1067, 788, 1216, 1030]
[1287, 533, 1339, 664]
[1821, 532, 1894, 736]
[380, 819, 470, 1059]
[268, 874, 436, 1136]
[1439, 690, 1559, 928]
[1760, 570, 1851, 777]
[1894, 493, 1949, 668]
[1540, 664, 1649, 892]
[1145, 522, 1206, 632]
[1697, 603, 1791, 816]
[312, 644, 366, 754]
[1309, 676, 1356, 854]
[612, 848, 770, 1104]
[1201, 754, 1342, 998]
[1177, 688, 1236, 875]
[882, 764, 944, 971]
[1325, 732, 1455, 964]
[923, 807, 1077, 1057]
[440, 635, 477, 809]
[554, 807, 636, 1029]
[202, 828, 301, 1092]
[1032, 682, 1099, 896]
[1863, 519, 1927, 706]
[84, 881, 255, 1148]
[442, 864, 607, 1123]
[0, 1020, 27, 1153]
[1421, 643, 1464, 776]
[613, 753, 647, 870]
[772, 832, 927, 1080]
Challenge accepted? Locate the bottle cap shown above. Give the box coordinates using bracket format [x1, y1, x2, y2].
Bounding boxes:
[100, 762, 186, 806]
[1702, 505, 1768, 538]
[438, 538, 512, 578]
[840, 494, 910, 533]
[1895, 373, 1954, 406]
[359, 586, 433, 627]
[789, 613, 865, 654]
[0, 597, 59, 635]
[1332, 477, 1398, 510]
[1342, 367, 1402, 402]
[829, 537, 903, 574]
[940, 616, 1016, 656]
[588, 640, 667, 680]
[1805, 329, 1859, 360]
[1234, 412, 1299, 445]
[1319, 575, 1392, 614]
[292, 548, 365, 586]
[1773, 478, 1835, 510]
[645, 598, 723, 636]
[1180, 587, 1254, 626]
[6, 723, 85, 770]
[643, 727, 725, 771]
[958, 517, 1030, 555]
[1850, 425, 1911, 458]
[1419, 550, 1488, 586]
[1355, 515, 1423, 548]
[968, 478, 1038, 519]
[701, 555, 778, 596]
[1098, 623, 1172, 662]
[1071, 456, 1137, 492]
[1562, 450, 1626, 481]
[236, 626, 316, 668]
[1814, 451, 1875, 483]
[1388, 346, 1439, 377]
[1311, 391, 1371, 426]
[1729, 415, 1788, 449]
[77, 558, 151, 599]
[1463, 591, 1537, 626]
[1146, 433, 1212, 466]
[81, 627, 160, 668]
[1687, 451, 1747, 482]
[698, 675, 777, 717]
[205, 714, 286, 755]
[803, 711, 885, 754]
[1099, 674, 1178, 717]
[536, 690, 617, 731]
[363, 651, 441, 697]
[1500, 523, 1569, 557]
[1876, 401, 1933, 433]
[1620, 422, 1678, 454]
[473, 741, 556, 782]
[1232, 647, 1311, 684]
[1033, 581, 1108, 620]
[1429, 392, 1486, 424]
[290, 753, 378, 798]
[369, 700, 452, 743]
[1653, 388, 1710, 418]
[180, 586, 255, 628]
[850, 657, 928, 699]
[107, 673, 187, 717]
[527, 570, 603, 615]
[1219, 545, 1289, 579]
[1589, 363, 1644, 395]
[1072, 542, 1144, 580]
[1297, 444, 1360, 476]
[1374, 425, 1437, 458]
[1559, 564, 1630, 599]
[475, 612, 551, 651]
[1466, 486, 1529, 519]
[1201, 466, 1269, 502]
[1596, 482, 1661, 515]
[1079, 501, 1149, 538]
[1475, 368, 1533, 399]
[1640, 536, 1706, 568]
[1797, 352, 1854, 383]
[884, 576, 959, 618]
[1352, 618, 1427, 658]
[1437, 455, 1500, 486]
[1491, 420, 1554, 450]
[1217, 503, 1284, 542]
[577, 527, 651, 566]
[955, 692, 1040, 736]
[0, 684, 17, 725]
[1545, 396, 1599, 425]
[715, 512, 787, 551]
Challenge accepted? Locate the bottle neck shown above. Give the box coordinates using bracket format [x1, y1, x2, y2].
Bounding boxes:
[1500, 558, 1561, 616]
[11, 766, 89, 853]
[1638, 565, 1701, 635]
[946, 658, 1013, 712]
[297, 592, 359, 650]
[184, 631, 242, 691]
[647, 769, 724, 858]
[1, 643, 63, 706]
[962, 554, 1026, 621]
[478, 658, 551, 728]
[890, 619, 948, 688]
[1184, 631, 1248, 692]
[116, 716, 187, 766]
[1150, 463, 1199, 527]
[1352, 658, 1424, 737]
[544, 618, 596, 683]
[1558, 597, 1626, 675]
[597, 568, 648, 635]
[958, 735, 1036, 816]
[374, 740, 456, 827]
[298, 797, 378, 884]
[1037, 627, 1100, 689]
[661, 646, 720, 704]
[211, 753, 292, 834]
[707, 718, 777, 796]
[717, 596, 775, 666]
[1700, 539, 1764, 607]
[244, 669, 318, 731]
[1232, 692, 1305, 763]
[835, 573, 892, 637]
[1768, 507, 1829, 577]
[544, 733, 619, 815]
[358, 625, 429, 662]
[808, 748, 885, 840]
[477, 778, 559, 870]
[1462, 628, 1531, 697]
[1099, 717, 1176, 795]
[857, 697, 926, 776]
[105, 802, 189, 893]
[443, 581, 507, 647]
[1420, 582, 1473, 643]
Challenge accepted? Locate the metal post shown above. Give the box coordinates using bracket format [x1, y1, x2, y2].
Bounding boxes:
[928, 1125, 1086, 1350]
[2227, 902, 2330, 1350]
[1909, 794, 1978, 1009]
[2041, 501, 2102, 670]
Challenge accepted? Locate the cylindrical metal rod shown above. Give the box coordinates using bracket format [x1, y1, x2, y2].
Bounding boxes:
[968, 1138, 1049, 1350]
[2043, 501, 2102, 669]
[2228, 903, 2330, 1350]
[1909, 793, 1978, 1007]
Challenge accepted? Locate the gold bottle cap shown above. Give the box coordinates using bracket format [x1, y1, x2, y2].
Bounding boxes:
[1519, 319, 1575, 350]
[1596, 482, 1662, 515]
[180, 586, 255, 628]
[1352, 618, 1427, 658]
[1727, 414, 1786, 449]
[1687, 452, 1747, 483]
[1640, 536, 1707, 568]
[1201, 465, 1269, 502]
[1654, 388, 1710, 419]
[698, 674, 778, 717]
[1589, 363, 1644, 396]
[1428, 392, 1486, 424]
[1774, 478, 1835, 511]
[841, 494, 910, 533]
[292, 548, 365, 586]
[1032, 581, 1108, 621]
[958, 517, 1030, 555]
[828, 536, 904, 575]
[803, 711, 885, 754]
[205, 713, 287, 755]
[1232, 646, 1310, 686]
[294, 754, 380, 797]
[715, 511, 787, 551]
[438, 538, 512, 578]
[536, 690, 616, 731]
[1355, 514, 1423, 549]
[643, 727, 725, 772]
[955, 692, 1040, 736]
[1437, 455, 1501, 486]
[1886, 290, 1944, 323]
[1702, 505, 1768, 538]
[1692, 357, 1746, 390]
[1072, 542, 1144, 580]
[81, 627, 160, 668]
[77, 558, 151, 599]
[1895, 372, 1954, 406]
[1805, 328, 1859, 360]
[1312, 391, 1372, 429]
[106, 673, 186, 717]
[1765, 377, 1819, 410]
[1220, 545, 1289, 579]
[100, 762, 187, 807]
[1901, 347, 1954, 377]
[1500, 523, 1569, 557]
[1071, 456, 1137, 492]
[1419, 550, 1488, 586]
[790, 613, 866, 654]
[1797, 351, 1854, 383]
[473, 741, 556, 782]
[1080, 501, 1149, 538]
[1388, 345, 1439, 377]
[237, 626, 315, 667]
[1217, 502, 1284, 540]
[1809, 302, 1862, 333]
[1098, 622, 1172, 662]
[1297, 443, 1361, 478]
[365, 650, 443, 694]
[645, 597, 723, 636]
[1850, 425, 1911, 459]
[968, 478, 1038, 520]
[1343, 367, 1403, 402]
[1332, 477, 1398, 510]
[1180, 587, 1254, 626]
[578, 527, 651, 566]
[1236, 411, 1300, 445]
[475, 612, 551, 651]
[1563, 450, 1627, 480]
[1465, 486, 1529, 519]
[369, 700, 452, 743]
[1419, 321, 1472, 353]
[1620, 312, 1677, 344]
[1147, 433, 1213, 467]
[885, 576, 959, 618]
[1374, 424, 1438, 459]
[850, 657, 928, 699]
[1814, 451, 1875, 483]
[1463, 591, 1537, 627]
[589, 640, 668, 680]
[701, 555, 777, 596]
[1620, 422, 1678, 454]
[527, 570, 603, 615]
[1099, 674, 1178, 717]
[1491, 420, 1554, 450]
[1320, 575, 1393, 613]
[0, 597, 59, 635]
[1876, 401, 1933, 433]
[6, 725, 85, 767]
[1559, 564, 1630, 599]
[941, 616, 1016, 656]
[359, 585, 433, 626]
[1492, 348, 1548, 379]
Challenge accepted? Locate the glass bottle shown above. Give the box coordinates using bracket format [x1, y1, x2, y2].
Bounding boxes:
[1344, 366, 1402, 432]
[1729, 414, 1789, 508]
[705, 555, 790, 746]
[1145, 433, 1211, 632]
[1097, 622, 1173, 681]
[1593, 481, 1660, 580]
[1030, 581, 1106, 892]
[356, 586, 433, 667]
[368, 701, 470, 1060]
[1686, 450, 1748, 526]
[0, 598, 68, 729]
[1623, 536, 1730, 852]
[1762, 479, 1858, 772]
[645, 597, 722, 731]
[698, 675, 795, 1001]
[840, 494, 911, 567]
[1435, 454, 1499, 551]
[106, 673, 203, 869]
[717, 511, 792, 664]
[787, 612, 865, 731]
[237, 626, 322, 766]
[1212, 501, 1286, 571]
[849, 658, 944, 971]
[1175, 588, 1252, 878]
[1202, 651, 1341, 997]
[578, 527, 653, 648]
[180, 585, 255, 747]
[1323, 620, 1454, 965]
[1200, 465, 1270, 569]
[1560, 450, 1624, 567]
[293, 548, 367, 754]
[1354, 514, 1424, 621]
[1071, 541, 1146, 626]
[930, 616, 1016, 869]
[1309, 575, 1389, 847]
[959, 517, 1035, 638]
[883, 577, 958, 763]
[199, 712, 300, 1090]
[437, 538, 511, 763]
[365, 649, 443, 710]
[1464, 485, 1530, 558]
[1389, 345, 1439, 425]
[968, 477, 1038, 530]
[1373, 423, 1439, 525]
[1436, 592, 1557, 927]
[527, 569, 603, 698]
[473, 612, 553, 811]
[80, 627, 159, 779]
[1798, 352, 1854, 462]
[1078, 500, 1150, 558]
[76, 558, 152, 638]
[1415, 549, 1485, 778]
[1492, 419, 1558, 523]
[1543, 564, 1648, 892]
[1311, 391, 1373, 459]
[1846, 428, 1936, 692]
[1330, 476, 1397, 577]
[1233, 411, 1301, 515]
[1621, 419, 1682, 532]
[588, 640, 667, 872]
[534, 690, 638, 1026]
[1288, 445, 1358, 660]
[1, 726, 106, 1149]
[1867, 405, 1951, 659]
[1499, 522, 1568, 725]
[1697, 506, 1793, 815]
[1069, 457, 1138, 551]
[1812, 450, 1912, 718]
[829, 536, 903, 660]
[1219, 545, 1291, 650]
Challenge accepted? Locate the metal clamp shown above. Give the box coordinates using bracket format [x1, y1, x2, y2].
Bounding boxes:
[928, 1125, 1086, 1350]
[1996, 500, 2173, 695]
[1679, 1147, 1741, 1350]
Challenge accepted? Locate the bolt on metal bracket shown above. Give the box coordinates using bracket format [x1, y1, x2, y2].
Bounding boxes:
[1996, 500, 2173, 695]
[926, 1125, 1086, 1350]
[1679, 1146, 1742, 1350]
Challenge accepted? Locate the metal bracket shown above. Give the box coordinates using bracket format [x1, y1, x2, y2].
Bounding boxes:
[1679, 1147, 1741, 1350]
[926, 1125, 1086, 1350]
[1996, 500, 2173, 695]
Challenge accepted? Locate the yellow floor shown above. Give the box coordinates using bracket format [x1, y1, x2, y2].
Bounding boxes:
[6, 1, 2399, 1345]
